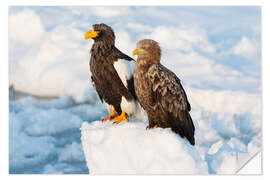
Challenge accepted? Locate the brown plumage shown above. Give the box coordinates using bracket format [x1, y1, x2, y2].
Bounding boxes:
[133, 39, 195, 145]
[86, 23, 137, 119]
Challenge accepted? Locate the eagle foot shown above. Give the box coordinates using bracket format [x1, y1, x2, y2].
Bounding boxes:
[113, 111, 128, 125]
[146, 124, 158, 130]
[102, 109, 117, 122]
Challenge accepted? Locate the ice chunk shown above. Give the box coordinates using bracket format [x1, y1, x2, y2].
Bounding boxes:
[81, 121, 208, 174]
[208, 140, 223, 155]
[59, 142, 85, 163]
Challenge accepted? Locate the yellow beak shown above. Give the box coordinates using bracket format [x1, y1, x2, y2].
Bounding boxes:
[85, 30, 99, 40]
[132, 48, 139, 56]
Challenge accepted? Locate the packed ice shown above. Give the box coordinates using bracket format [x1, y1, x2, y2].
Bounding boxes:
[9, 86, 261, 174]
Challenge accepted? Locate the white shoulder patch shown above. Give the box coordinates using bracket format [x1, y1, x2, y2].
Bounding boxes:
[113, 59, 135, 88]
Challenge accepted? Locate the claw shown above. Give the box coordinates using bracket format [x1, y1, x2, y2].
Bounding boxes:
[102, 109, 117, 122]
[113, 111, 128, 125]
[146, 124, 158, 130]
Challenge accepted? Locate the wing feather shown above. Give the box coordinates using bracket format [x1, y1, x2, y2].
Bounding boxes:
[113, 47, 136, 99]
[147, 63, 195, 145]
[114, 47, 135, 61]
[147, 64, 190, 113]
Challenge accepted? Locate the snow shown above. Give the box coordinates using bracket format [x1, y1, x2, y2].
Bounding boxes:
[80, 105, 261, 174]
[208, 140, 223, 155]
[9, 8, 261, 103]
[9, 85, 261, 174]
[10, 113, 56, 173]
[215, 151, 237, 174]
[8, 6, 261, 175]
[81, 121, 207, 174]
[9, 95, 105, 174]
[58, 142, 85, 163]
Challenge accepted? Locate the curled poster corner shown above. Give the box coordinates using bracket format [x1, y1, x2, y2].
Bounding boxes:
[237, 151, 262, 175]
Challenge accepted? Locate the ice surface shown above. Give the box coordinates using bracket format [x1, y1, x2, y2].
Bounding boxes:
[9, 96, 105, 174]
[81, 108, 261, 175]
[8, 7, 261, 174]
[81, 121, 208, 174]
[58, 142, 85, 163]
[9, 89, 261, 174]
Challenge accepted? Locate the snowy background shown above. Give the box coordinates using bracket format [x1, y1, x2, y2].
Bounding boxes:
[9, 6, 261, 174]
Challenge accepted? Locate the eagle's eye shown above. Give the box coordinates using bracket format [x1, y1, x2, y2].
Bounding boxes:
[96, 30, 103, 37]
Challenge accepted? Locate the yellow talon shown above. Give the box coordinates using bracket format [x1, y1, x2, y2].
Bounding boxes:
[154, 125, 158, 128]
[103, 109, 117, 122]
[113, 111, 128, 124]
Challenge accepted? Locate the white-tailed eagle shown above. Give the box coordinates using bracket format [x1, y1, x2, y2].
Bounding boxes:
[132, 39, 195, 145]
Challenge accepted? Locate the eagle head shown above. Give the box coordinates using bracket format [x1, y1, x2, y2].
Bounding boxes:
[85, 23, 115, 45]
[132, 39, 161, 64]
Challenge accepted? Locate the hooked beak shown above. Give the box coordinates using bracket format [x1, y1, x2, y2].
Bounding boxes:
[132, 48, 141, 57]
[85, 30, 99, 40]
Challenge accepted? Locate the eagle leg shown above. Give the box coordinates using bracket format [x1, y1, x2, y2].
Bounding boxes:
[102, 108, 117, 122]
[146, 124, 158, 129]
[113, 111, 128, 124]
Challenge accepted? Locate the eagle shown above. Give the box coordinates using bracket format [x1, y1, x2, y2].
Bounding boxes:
[132, 39, 195, 145]
[85, 23, 145, 124]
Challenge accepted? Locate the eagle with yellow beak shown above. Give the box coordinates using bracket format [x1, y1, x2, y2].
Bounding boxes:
[133, 39, 195, 145]
[85, 23, 146, 124]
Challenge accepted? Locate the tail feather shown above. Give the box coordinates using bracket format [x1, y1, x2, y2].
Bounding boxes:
[169, 111, 195, 146]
